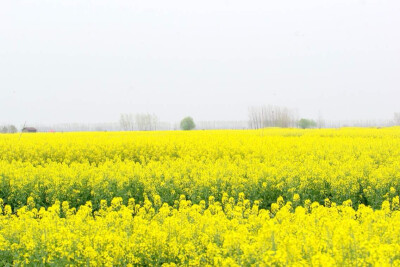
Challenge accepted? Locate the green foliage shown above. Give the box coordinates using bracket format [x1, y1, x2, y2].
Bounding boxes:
[180, 117, 195, 130]
[298, 118, 317, 129]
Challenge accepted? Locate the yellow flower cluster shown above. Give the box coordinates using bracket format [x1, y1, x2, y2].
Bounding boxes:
[0, 128, 400, 265]
[1, 194, 400, 266]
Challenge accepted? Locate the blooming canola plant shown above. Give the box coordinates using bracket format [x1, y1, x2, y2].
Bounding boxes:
[0, 128, 400, 265]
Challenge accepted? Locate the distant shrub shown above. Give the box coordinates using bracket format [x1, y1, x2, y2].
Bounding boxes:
[298, 118, 317, 129]
[180, 117, 195, 130]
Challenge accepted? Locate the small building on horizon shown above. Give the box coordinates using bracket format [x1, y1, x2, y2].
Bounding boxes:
[22, 127, 37, 133]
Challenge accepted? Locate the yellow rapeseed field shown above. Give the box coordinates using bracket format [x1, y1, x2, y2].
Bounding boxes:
[0, 128, 400, 265]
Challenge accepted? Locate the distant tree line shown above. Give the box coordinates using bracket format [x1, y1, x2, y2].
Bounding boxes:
[120, 113, 159, 131]
[248, 105, 298, 129]
[0, 125, 17, 133]
[2, 111, 399, 134]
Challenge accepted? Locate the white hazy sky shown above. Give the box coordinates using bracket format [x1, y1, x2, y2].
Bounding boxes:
[1, 0, 399, 125]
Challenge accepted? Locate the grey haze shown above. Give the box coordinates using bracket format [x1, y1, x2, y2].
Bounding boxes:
[1, 0, 399, 127]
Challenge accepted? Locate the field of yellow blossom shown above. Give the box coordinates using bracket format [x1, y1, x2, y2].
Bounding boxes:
[0, 128, 400, 265]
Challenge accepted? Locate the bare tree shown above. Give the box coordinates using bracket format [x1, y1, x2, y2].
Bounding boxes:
[8, 125, 17, 133]
[0, 124, 18, 133]
[135, 113, 159, 131]
[248, 105, 296, 129]
[120, 113, 159, 131]
[120, 113, 135, 131]
[394, 113, 400, 126]
[151, 114, 159, 130]
[248, 106, 263, 129]
[317, 111, 325, 129]
[135, 114, 147, 131]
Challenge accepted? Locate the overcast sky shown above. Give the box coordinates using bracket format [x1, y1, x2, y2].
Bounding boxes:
[1, 0, 399, 125]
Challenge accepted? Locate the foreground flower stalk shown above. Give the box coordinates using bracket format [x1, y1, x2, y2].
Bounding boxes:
[1, 195, 400, 266]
